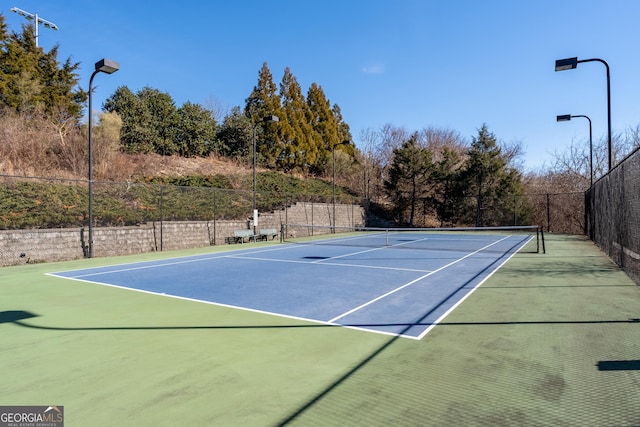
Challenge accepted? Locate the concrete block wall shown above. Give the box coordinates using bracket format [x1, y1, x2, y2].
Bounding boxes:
[0, 228, 86, 266]
[92, 224, 157, 257]
[277, 202, 365, 228]
[0, 202, 366, 267]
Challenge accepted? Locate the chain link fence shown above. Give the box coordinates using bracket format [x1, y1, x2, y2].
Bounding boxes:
[0, 175, 365, 264]
[1, 174, 588, 264]
[586, 147, 640, 285]
[525, 192, 585, 235]
[0, 175, 362, 229]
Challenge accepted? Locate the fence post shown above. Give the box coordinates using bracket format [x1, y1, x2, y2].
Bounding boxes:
[159, 185, 164, 251]
[546, 193, 551, 232]
[213, 188, 217, 245]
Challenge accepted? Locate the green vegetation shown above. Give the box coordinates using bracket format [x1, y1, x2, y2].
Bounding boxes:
[0, 173, 357, 229]
[0, 15, 84, 121]
[383, 126, 532, 227]
[0, 181, 86, 228]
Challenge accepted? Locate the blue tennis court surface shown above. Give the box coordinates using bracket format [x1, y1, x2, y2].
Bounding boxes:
[49, 232, 533, 339]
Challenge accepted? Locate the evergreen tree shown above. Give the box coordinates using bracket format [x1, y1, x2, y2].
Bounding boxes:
[0, 15, 85, 120]
[429, 146, 464, 226]
[307, 83, 338, 175]
[279, 67, 317, 172]
[174, 101, 218, 157]
[384, 134, 433, 226]
[216, 106, 253, 159]
[461, 124, 525, 226]
[332, 103, 352, 143]
[244, 62, 284, 168]
[138, 87, 178, 155]
[104, 86, 181, 156]
[104, 86, 154, 154]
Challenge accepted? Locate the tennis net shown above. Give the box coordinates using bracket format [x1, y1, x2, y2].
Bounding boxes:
[281, 224, 545, 254]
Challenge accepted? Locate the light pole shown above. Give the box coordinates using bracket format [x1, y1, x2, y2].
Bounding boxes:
[252, 115, 279, 233]
[331, 140, 351, 229]
[88, 59, 119, 258]
[10, 7, 58, 47]
[555, 56, 612, 171]
[557, 114, 593, 187]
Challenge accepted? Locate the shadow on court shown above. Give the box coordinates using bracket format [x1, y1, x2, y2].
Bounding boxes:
[0, 310, 38, 324]
[6, 310, 640, 332]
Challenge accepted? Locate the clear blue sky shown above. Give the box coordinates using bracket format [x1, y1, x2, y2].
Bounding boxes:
[5, 0, 640, 171]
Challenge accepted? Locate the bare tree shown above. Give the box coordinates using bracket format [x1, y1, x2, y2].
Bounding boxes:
[203, 96, 230, 124]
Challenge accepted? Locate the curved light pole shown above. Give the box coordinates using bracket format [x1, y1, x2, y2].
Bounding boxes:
[555, 56, 612, 171]
[10, 7, 58, 47]
[557, 114, 593, 187]
[252, 115, 279, 233]
[88, 59, 119, 258]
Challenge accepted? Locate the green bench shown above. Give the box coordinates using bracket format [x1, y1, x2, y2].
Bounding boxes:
[225, 229, 257, 244]
[258, 228, 278, 241]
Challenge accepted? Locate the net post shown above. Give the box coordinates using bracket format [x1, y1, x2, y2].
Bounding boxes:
[539, 226, 546, 254]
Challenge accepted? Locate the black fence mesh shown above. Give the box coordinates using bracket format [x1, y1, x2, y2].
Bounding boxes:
[525, 192, 585, 235]
[0, 176, 359, 230]
[586, 147, 640, 285]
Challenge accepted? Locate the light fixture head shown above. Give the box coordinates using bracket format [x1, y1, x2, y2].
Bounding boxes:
[262, 115, 279, 123]
[42, 21, 59, 30]
[556, 114, 572, 122]
[555, 57, 578, 71]
[95, 58, 119, 74]
[10, 7, 28, 17]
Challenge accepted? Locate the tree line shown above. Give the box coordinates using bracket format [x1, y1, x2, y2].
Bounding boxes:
[103, 62, 355, 176]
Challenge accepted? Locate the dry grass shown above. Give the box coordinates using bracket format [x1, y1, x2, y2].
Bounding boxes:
[0, 110, 253, 186]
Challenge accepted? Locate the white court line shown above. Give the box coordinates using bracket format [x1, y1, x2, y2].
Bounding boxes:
[328, 235, 512, 323]
[227, 254, 433, 273]
[310, 244, 394, 263]
[47, 234, 531, 340]
[49, 252, 240, 279]
[52, 231, 462, 280]
[47, 243, 315, 279]
[416, 235, 533, 339]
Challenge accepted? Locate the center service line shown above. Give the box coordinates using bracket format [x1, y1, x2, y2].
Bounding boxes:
[328, 236, 510, 323]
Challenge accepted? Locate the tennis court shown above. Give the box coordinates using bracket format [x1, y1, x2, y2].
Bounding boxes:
[3, 232, 640, 426]
[48, 227, 539, 339]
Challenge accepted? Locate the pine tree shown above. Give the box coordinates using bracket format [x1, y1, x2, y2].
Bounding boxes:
[384, 134, 433, 226]
[332, 103, 352, 143]
[462, 124, 525, 226]
[307, 83, 338, 175]
[429, 146, 464, 226]
[244, 62, 284, 168]
[280, 67, 317, 172]
[0, 15, 84, 120]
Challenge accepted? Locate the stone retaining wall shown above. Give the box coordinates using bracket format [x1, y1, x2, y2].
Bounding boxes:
[0, 202, 365, 266]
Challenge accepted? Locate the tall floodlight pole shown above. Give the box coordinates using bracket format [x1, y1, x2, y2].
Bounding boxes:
[555, 56, 612, 171]
[557, 114, 593, 187]
[88, 59, 120, 258]
[10, 7, 59, 47]
[252, 115, 279, 234]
